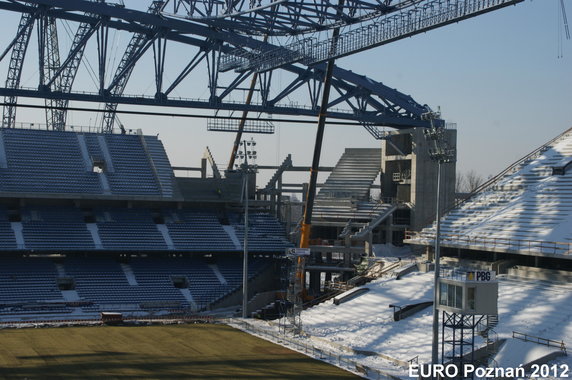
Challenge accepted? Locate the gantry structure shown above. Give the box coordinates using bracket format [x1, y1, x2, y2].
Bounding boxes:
[0, 0, 522, 135]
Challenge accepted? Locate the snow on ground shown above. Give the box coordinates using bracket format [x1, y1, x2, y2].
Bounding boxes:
[494, 339, 563, 370]
[245, 269, 572, 379]
[302, 271, 434, 365]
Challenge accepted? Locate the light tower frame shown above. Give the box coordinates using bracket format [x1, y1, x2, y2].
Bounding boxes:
[422, 109, 456, 365]
[235, 137, 257, 319]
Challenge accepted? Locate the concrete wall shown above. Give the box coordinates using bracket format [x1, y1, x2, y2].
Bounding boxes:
[410, 127, 456, 231]
[176, 176, 243, 203]
[210, 261, 280, 312]
[382, 127, 457, 232]
[508, 265, 572, 283]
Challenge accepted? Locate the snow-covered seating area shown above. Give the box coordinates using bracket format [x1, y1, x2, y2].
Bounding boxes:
[247, 270, 572, 378]
[406, 127, 572, 257]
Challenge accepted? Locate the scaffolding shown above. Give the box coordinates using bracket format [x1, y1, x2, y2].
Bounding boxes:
[442, 312, 486, 379]
[279, 253, 305, 335]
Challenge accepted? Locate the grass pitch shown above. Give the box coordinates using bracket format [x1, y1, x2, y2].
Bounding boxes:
[0, 323, 361, 379]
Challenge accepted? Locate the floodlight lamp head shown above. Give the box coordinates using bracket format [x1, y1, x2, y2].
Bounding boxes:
[421, 109, 441, 121]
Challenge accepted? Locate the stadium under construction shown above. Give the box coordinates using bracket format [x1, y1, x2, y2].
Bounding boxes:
[0, 0, 569, 379]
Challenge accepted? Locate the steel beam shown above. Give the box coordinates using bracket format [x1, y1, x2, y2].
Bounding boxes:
[0, 86, 431, 128]
[2, 7, 36, 128]
[0, 0, 435, 129]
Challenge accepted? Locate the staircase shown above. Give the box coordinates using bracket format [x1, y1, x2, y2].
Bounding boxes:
[478, 314, 499, 343]
[316, 148, 381, 200]
[261, 154, 292, 193]
[313, 148, 381, 222]
[351, 204, 398, 240]
[204, 146, 221, 179]
[338, 219, 354, 239]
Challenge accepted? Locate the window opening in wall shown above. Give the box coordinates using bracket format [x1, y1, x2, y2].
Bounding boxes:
[92, 157, 105, 174]
[152, 209, 165, 224]
[8, 209, 21, 222]
[83, 208, 96, 223]
[467, 286, 475, 310]
[171, 276, 189, 289]
[439, 283, 463, 309]
[57, 277, 75, 291]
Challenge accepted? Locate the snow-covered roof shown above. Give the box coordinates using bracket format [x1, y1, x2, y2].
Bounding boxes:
[406, 127, 572, 258]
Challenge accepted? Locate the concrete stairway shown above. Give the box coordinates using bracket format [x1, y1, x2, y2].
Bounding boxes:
[313, 148, 381, 222]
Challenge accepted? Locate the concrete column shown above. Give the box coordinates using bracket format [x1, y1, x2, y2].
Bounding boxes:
[277, 176, 283, 218]
[201, 158, 207, 178]
[365, 235, 373, 256]
[270, 193, 276, 216]
[302, 183, 309, 202]
[345, 234, 351, 247]
[386, 215, 393, 245]
[427, 246, 434, 261]
[309, 271, 321, 295]
[284, 201, 291, 237]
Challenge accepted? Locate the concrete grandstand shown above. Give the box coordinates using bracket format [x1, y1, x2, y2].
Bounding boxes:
[0, 126, 293, 321]
[3, 121, 572, 379]
[236, 126, 572, 379]
[405, 126, 572, 264]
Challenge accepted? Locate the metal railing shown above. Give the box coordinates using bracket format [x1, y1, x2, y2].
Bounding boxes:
[409, 126, 572, 235]
[222, 0, 523, 72]
[513, 331, 567, 354]
[9, 121, 132, 134]
[405, 231, 572, 256]
[231, 319, 401, 380]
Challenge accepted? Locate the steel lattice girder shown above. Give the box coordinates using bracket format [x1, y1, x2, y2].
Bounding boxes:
[1, 6, 36, 128]
[0, 0, 433, 129]
[221, 0, 524, 73]
[163, 0, 400, 36]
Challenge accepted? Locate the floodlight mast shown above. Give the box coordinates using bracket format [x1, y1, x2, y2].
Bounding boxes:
[237, 138, 257, 318]
[422, 109, 456, 365]
[227, 34, 269, 172]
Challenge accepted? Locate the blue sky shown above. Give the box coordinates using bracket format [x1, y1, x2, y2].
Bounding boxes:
[0, 0, 570, 185]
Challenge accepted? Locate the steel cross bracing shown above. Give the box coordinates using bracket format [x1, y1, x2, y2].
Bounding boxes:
[47, 7, 101, 131]
[1, 5, 36, 128]
[101, 0, 166, 133]
[2, 0, 104, 129]
[163, 0, 403, 36]
[0, 0, 491, 132]
[221, 0, 524, 72]
[39, 14, 67, 130]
